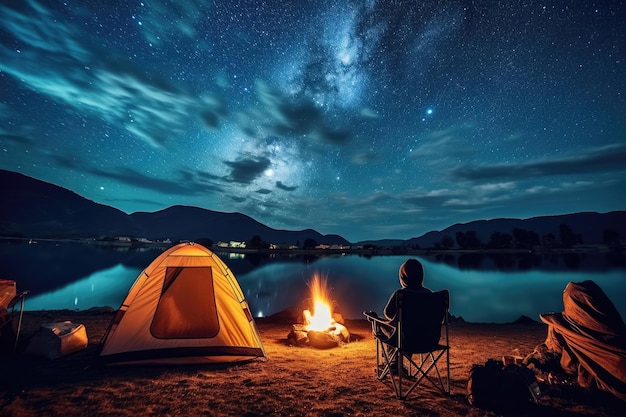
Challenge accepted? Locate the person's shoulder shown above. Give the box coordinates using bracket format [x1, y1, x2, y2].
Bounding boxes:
[405, 286, 431, 293]
[388, 289, 401, 298]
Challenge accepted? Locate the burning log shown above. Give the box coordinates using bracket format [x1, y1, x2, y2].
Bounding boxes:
[287, 320, 350, 349]
[288, 324, 309, 346]
[307, 320, 350, 349]
[286, 275, 351, 349]
[307, 330, 343, 349]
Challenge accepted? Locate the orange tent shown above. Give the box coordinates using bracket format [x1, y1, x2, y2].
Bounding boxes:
[97, 242, 266, 365]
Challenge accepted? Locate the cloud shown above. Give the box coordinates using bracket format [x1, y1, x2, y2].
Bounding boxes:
[223, 154, 272, 184]
[360, 107, 379, 118]
[410, 125, 475, 165]
[350, 152, 378, 165]
[50, 154, 83, 170]
[90, 166, 223, 196]
[472, 182, 516, 193]
[276, 181, 298, 191]
[0, 1, 226, 148]
[0, 132, 35, 146]
[399, 188, 461, 208]
[229, 196, 247, 203]
[249, 80, 352, 145]
[136, 0, 214, 46]
[48, 152, 226, 197]
[449, 143, 626, 181]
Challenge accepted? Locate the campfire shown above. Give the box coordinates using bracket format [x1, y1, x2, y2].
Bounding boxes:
[287, 274, 350, 349]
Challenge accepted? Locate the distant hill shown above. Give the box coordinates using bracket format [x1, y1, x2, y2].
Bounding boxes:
[1, 170, 139, 237]
[0, 170, 349, 245]
[1, 169, 624, 247]
[412, 212, 625, 248]
[358, 212, 626, 248]
[129, 205, 348, 245]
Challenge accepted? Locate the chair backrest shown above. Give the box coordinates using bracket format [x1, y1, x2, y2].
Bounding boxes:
[396, 289, 449, 353]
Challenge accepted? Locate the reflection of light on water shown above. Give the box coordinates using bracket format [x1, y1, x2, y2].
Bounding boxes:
[238, 261, 309, 319]
[26, 264, 141, 311]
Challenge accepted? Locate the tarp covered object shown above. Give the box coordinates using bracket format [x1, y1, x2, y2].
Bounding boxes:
[539, 280, 626, 402]
[0, 279, 17, 309]
[26, 321, 88, 359]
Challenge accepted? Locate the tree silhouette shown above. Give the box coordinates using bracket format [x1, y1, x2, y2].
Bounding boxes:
[487, 232, 513, 249]
[440, 235, 454, 249]
[195, 237, 213, 247]
[247, 235, 267, 249]
[303, 238, 318, 249]
[603, 229, 621, 248]
[559, 224, 578, 248]
[512, 228, 540, 249]
[455, 231, 482, 249]
[542, 233, 556, 248]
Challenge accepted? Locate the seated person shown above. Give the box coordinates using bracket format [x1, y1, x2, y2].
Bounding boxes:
[366, 258, 431, 372]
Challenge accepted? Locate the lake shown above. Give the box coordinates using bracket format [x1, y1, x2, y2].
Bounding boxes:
[2, 240, 625, 323]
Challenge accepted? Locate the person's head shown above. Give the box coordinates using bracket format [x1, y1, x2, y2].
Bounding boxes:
[398, 258, 424, 289]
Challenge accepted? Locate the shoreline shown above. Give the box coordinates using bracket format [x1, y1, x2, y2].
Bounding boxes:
[1, 235, 618, 256]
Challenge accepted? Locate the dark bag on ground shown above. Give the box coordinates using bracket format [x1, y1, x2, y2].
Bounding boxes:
[467, 359, 541, 411]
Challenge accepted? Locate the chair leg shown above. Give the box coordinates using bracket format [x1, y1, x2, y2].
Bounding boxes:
[379, 348, 411, 400]
[373, 336, 451, 400]
[14, 295, 26, 353]
[389, 349, 451, 399]
[410, 349, 450, 395]
[376, 342, 397, 381]
[376, 341, 409, 399]
[391, 353, 420, 400]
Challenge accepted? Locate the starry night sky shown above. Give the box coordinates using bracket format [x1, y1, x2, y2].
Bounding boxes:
[1, 0, 625, 242]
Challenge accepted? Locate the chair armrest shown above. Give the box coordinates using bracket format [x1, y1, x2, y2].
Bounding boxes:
[363, 311, 380, 320]
[363, 311, 397, 341]
[364, 311, 392, 325]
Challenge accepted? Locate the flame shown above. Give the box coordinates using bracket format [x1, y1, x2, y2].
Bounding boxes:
[305, 274, 334, 331]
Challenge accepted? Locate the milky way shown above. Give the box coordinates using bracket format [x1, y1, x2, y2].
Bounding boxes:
[1, 0, 625, 241]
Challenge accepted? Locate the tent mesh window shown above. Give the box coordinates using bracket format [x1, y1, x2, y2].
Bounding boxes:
[151, 266, 219, 339]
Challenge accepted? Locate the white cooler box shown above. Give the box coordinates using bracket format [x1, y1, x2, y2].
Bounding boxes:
[26, 321, 88, 359]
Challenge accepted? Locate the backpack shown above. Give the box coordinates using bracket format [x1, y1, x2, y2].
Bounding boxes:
[467, 359, 541, 411]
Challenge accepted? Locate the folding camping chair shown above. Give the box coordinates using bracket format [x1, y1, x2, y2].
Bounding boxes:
[363, 289, 450, 400]
[0, 279, 29, 353]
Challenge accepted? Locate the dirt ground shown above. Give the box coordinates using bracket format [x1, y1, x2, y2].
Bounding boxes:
[1, 310, 625, 417]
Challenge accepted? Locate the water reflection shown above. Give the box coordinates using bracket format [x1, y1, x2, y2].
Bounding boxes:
[236, 255, 626, 324]
[26, 264, 140, 311]
[1, 240, 624, 323]
[425, 250, 625, 272]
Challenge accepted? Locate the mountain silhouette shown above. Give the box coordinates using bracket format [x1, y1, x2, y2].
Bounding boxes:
[405, 213, 626, 248]
[0, 169, 348, 245]
[1, 169, 624, 247]
[364, 212, 625, 248]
